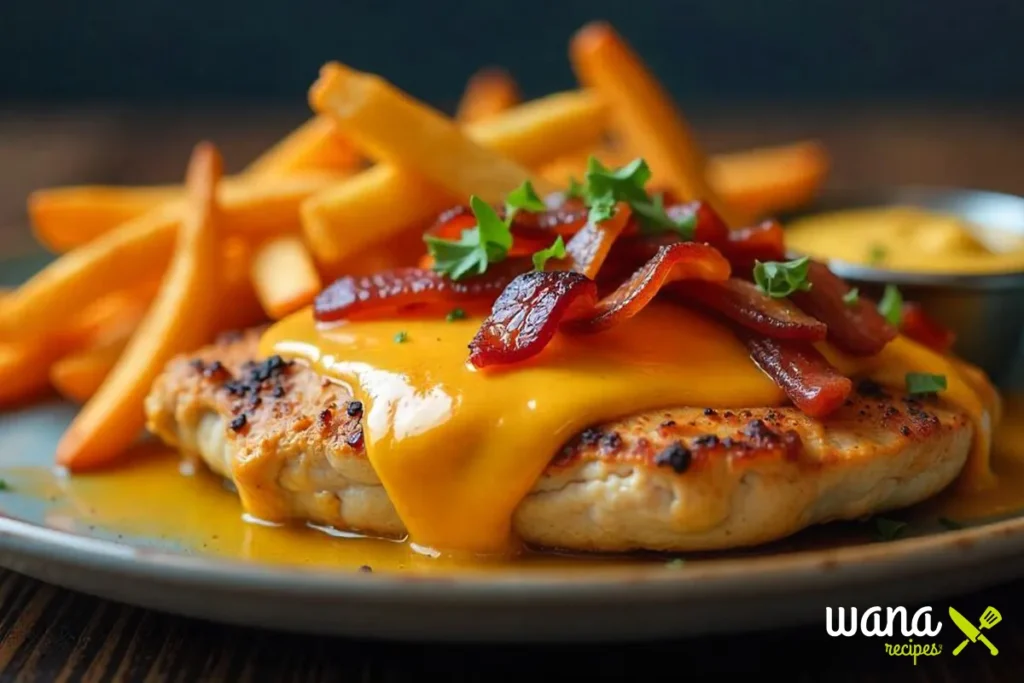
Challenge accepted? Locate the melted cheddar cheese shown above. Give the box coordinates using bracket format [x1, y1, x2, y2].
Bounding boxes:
[260, 302, 996, 554]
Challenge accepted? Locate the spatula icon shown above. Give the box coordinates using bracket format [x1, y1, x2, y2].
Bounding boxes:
[950, 606, 1001, 655]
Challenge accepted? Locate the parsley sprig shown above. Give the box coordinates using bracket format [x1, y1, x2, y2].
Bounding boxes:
[581, 158, 695, 238]
[532, 236, 566, 271]
[752, 256, 813, 298]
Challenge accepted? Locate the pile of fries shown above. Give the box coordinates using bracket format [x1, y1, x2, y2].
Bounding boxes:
[0, 21, 828, 471]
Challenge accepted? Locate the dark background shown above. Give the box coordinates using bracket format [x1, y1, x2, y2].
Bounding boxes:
[2, 0, 1022, 109]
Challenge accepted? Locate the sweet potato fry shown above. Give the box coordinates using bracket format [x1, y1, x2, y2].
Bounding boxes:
[50, 339, 127, 404]
[541, 140, 830, 219]
[706, 141, 829, 219]
[28, 173, 338, 253]
[310, 62, 557, 203]
[456, 67, 520, 123]
[251, 236, 322, 319]
[570, 21, 743, 226]
[243, 115, 362, 177]
[302, 89, 607, 267]
[1, 173, 335, 338]
[56, 142, 223, 471]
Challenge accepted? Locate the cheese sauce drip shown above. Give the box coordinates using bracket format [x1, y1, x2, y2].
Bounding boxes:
[261, 303, 996, 554]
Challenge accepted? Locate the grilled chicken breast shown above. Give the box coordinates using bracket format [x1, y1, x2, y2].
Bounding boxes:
[144, 328, 972, 552]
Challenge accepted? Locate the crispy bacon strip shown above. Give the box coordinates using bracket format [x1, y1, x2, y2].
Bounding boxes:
[789, 261, 897, 356]
[469, 242, 730, 367]
[717, 220, 786, 267]
[469, 271, 597, 368]
[670, 278, 827, 341]
[901, 302, 956, 354]
[739, 332, 853, 417]
[314, 260, 528, 322]
[565, 242, 731, 333]
[554, 204, 633, 278]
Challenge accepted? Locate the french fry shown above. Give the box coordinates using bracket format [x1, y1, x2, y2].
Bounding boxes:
[570, 22, 743, 227]
[28, 173, 338, 253]
[456, 67, 520, 123]
[28, 186, 181, 252]
[310, 62, 557, 203]
[540, 140, 830, 220]
[50, 339, 127, 404]
[0, 341, 59, 407]
[242, 115, 363, 178]
[1, 173, 336, 339]
[302, 89, 608, 267]
[250, 236, 322, 319]
[706, 141, 829, 219]
[56, 142, 223, 471]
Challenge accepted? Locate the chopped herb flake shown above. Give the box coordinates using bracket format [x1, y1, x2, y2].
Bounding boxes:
[393, 331, 408, 343]
[565, 176, 585, 200]
[532, 235, 567, 271]
[445, 308, 466, 322]
[842, 288, 860, 306]
[874, 517, 907, 541]
[504, 180, 547, 219]
[867, 244, 888, 265]
[906, 372, 946, 395]
[752, 256, 812, 298]
[877, 284, 903, 326]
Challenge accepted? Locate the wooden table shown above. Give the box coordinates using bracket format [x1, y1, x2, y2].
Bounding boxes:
[1, 105, 1023, 681]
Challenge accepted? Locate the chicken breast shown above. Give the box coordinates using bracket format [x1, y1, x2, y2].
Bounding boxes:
[144, 328, 972, 552]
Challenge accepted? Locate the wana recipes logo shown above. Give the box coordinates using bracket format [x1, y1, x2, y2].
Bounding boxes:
[826, 604, 1003, 664]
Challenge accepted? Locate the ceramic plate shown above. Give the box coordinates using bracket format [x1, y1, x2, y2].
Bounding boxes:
[2, 253, 1024, 642]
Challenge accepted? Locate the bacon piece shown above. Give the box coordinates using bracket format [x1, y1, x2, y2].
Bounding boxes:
[717, 220, 786, 269]
[789, 261, 898, 356]
[565, 242, 731, 333]
[469, 271, 597, 368]
[671, 278, 827, 341]
[555, 204, 633, 278]
[901, 302, 956, 354]
[314, 260, 528, 322]
[740, 332, 853, 417]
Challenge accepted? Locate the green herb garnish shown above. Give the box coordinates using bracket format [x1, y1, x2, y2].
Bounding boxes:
[939, 517, 963, 530]
[532, 235, 566, 271]
[867, 244, 888, 265]
[565, 176, 585, 200]
[580, 157, 694, 237]
[393, 331, 408, 343]
[877, 284, 903, 326]
[842, 288, 860, 306]
[874, 517, 907, 541]
[445, 308, 466, 322]
[504, 180, 547, 220]
[424, 195, 513, 280]
[665, 558, 686, 568]
[752, 256, 812, 298]
[906, 372, 946, 395]
[0, 480, 8, 491]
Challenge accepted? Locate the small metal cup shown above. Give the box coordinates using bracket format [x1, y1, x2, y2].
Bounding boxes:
[780, 187, 1024, 385]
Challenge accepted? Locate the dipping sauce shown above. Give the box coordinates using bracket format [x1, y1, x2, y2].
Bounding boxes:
[786, 207, 1024, 274]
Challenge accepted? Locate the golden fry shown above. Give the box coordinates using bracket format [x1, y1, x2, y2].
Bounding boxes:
[243, 115, 363, 178]
[310, 62, 556, 203]
[29, 186, 180, 252]
[29, 173, 337, 253]
[56, 142, 223, 471]
[251, 236, 323, 319]
[570, 21, 743, 226]
[302, 89, 608, 267]
[1, 173, 335, 338]
[456, 67, 520, 123]
[50, 339, 127, 404]
[0, 341, 60, 407]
